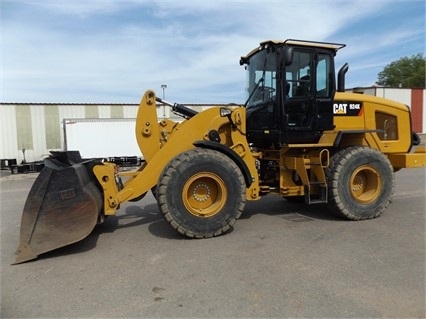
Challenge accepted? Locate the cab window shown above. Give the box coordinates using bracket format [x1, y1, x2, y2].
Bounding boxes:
[316, 54, 332, 97]
[285, 51, 312, 98]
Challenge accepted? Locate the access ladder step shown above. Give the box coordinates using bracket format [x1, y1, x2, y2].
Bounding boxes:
[304, 184, 328, 204]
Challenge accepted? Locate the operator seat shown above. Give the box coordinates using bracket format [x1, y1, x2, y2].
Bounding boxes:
[296, 74, 310, 96]
[285, 81, 290, 99]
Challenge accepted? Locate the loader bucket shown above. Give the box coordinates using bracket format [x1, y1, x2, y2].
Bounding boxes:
[14, 152, 103, 264]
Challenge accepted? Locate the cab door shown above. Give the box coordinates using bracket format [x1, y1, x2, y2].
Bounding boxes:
[282, 49, 334, 144]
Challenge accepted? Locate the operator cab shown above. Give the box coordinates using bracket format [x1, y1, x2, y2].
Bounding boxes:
[240, 39, 345, 146]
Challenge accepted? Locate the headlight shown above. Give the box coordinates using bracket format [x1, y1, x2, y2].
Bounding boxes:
[220, 108, 232, 117]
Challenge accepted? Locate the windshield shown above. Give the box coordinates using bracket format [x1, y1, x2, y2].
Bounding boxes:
[244, 50, 277, 108]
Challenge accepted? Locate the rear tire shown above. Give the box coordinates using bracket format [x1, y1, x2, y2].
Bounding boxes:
[157, 148, 246, 238]
[327, 146, 395, 220]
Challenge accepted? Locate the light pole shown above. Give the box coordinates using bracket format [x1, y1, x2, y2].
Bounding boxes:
[161, 84, 167, 117]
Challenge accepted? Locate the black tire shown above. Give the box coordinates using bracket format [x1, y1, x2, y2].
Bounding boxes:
[327, 146, 395, 220]
[157, 148, 246, 238]
[412, 132, 421, 146]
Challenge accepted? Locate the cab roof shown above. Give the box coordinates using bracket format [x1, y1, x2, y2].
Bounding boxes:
[240, 39, 346, 65]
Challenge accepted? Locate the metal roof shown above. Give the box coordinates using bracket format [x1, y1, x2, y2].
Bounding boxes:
[240, 39, 346, 64]
[267, 39, 345, 51]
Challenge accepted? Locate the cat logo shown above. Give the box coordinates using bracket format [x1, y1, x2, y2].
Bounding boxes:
[333, 103, 347, 114]
[333, 102, 363, 116]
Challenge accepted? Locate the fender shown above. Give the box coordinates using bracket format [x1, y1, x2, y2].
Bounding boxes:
[193, 140, 253, 188]
[333, 129, 382, 148]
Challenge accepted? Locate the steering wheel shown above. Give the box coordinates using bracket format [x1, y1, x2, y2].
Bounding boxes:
[260, 86, 275, 94]
[246, 85, 276, 111]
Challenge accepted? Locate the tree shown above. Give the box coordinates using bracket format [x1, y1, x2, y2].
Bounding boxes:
[376, 53, 425, 88]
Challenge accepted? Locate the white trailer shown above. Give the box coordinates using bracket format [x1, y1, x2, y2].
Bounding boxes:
[63, 118, 141, 160]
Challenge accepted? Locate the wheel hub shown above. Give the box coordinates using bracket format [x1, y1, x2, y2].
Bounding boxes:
[350, 165, 382, 204]
[192, 183, 211, 202]
[182, 173, 227, 218]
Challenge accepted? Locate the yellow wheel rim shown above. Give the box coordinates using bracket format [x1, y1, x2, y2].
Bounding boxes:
[182, 172, 227, 218]
[350, 165, 382, 204]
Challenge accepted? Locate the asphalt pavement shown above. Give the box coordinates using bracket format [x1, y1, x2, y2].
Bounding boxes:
[1, 167, 425, 318]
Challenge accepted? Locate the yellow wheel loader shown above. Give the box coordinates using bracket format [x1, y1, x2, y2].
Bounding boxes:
[14, 39, 426, 264]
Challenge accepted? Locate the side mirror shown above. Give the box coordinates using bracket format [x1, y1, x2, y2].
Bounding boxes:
[283, 47, 293, 66]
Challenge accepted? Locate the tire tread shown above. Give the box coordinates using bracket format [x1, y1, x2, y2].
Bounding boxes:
[327, 146, 395, 220]
[157, 148, 245, 238]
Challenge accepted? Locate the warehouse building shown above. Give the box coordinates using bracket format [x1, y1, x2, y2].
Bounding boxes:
[352, 87, 425, 134]
[0, 100, 216, 166]
[1, 87, 425, 166]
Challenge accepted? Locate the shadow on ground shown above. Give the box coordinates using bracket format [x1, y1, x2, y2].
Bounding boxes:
[35, 196, 342, 262]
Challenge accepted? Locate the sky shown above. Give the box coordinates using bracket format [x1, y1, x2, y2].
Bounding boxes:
[1, 0, 425, 104]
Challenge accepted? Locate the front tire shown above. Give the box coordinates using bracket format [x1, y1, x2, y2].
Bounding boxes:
[157, 148, 246, 238]
[327, 146, 395, 220]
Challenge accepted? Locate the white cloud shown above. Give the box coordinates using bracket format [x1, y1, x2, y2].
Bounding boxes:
[1, 0, 424, 103]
